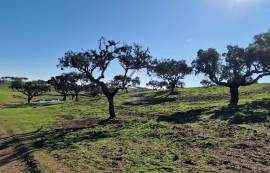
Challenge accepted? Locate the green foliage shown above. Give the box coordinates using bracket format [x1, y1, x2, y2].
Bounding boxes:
[48, 72, 86, 101]
[200, 79, 215, 87]
[148, 58, 192, 93]
[9, 80, 50, 103]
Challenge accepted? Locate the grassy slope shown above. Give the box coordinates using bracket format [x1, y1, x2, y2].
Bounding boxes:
[0, 83, 25, 104]
[0, 83, 270, 172]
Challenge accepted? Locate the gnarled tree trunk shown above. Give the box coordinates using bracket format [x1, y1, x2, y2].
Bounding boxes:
[63, 94, 67, 101]
[100, 83, 117, 120]
[75, 93, 79, 101]
[170, 83, 176, 94]
[27, 96, 32, 104]
[107, 95, 116, 119]
[229, 84, 239, 108]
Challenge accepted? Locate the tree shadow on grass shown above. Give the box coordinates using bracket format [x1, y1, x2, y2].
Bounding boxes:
[123, 91, 177, 106]
[125, 97, 177, 106]
[130, 90, 169, 98]
[210, 98, 270, 124]
[0, 119, 119, 169]
[157, 108, 207, 124]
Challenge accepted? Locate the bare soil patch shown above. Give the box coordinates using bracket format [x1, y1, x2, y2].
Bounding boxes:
[211, 140, 270, 172]
[59, 117, 101, 129]
[0, 131, 23, 173]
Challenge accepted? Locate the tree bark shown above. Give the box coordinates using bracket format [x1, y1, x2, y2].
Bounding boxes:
[107, 95, 116, 119]
[170, 84, 176, 94]
[63, 95, 67, 101]
[229, 84, 239, 108]
[27, 96, 32, 104]
[99, 82, 118, 119]
[75, 93, 79, 101]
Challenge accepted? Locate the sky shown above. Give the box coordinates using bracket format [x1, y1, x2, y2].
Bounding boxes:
[0, 0, 270, 87]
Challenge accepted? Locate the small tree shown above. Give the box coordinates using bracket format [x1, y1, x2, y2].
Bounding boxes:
[48, 74, 72, 101]
[147, 80, 167, 90]
[58, 38, 151, 119]
[85, 83, 102, 97]
[10, 80, 50, 103]
[192, 44, 270, 108]
[68, 73, 86, 101]
[49, 73, 86, 101]
[126, 76, 140, 92]
[148, 59, 192, 94]
[200, 79, 215, 88]
[110, 75, 140, 93]
[172, 80, 185, 89]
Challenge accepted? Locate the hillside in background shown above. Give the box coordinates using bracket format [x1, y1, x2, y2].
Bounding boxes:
[0, 83, 270, 172]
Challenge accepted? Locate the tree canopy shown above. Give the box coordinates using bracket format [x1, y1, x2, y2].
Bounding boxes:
[48, 73, 85, 101]
[200, 79, 215, 88]
[48, 74, 71, 101]
[67, 72, 86, 101]
[10, 80, 50, 103]
[146, 80, 168, 90]
[148, 59, 192, 94]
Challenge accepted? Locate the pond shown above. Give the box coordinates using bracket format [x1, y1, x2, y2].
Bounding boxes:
[31, 99, 63, 104]
[128, 97, 146, 103]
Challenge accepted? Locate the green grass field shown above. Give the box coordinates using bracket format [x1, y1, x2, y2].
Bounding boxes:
[0, 83, 270, 172]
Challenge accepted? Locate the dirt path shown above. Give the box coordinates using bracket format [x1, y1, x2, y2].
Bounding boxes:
[0, 127, 75, 173]
[0, 131, 24, 173]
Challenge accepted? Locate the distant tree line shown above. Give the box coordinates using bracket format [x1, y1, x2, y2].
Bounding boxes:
[2, 76, 28, 81]
[1, 76, 28, 83]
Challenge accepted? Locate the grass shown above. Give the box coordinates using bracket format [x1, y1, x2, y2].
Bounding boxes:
[0, 83, 25, 104]
[0, 82, 270, 172]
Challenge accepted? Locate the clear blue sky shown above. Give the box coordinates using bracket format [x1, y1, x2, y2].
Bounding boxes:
[0, 0, 269, 87]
